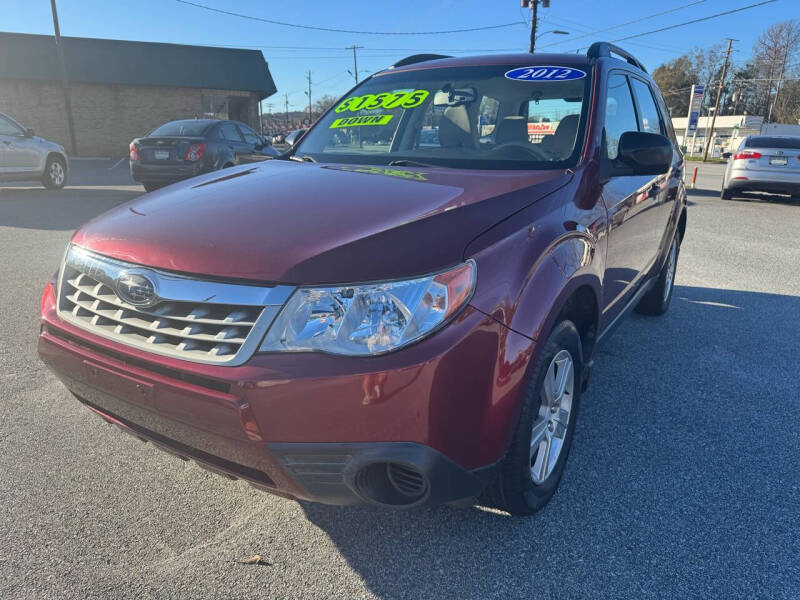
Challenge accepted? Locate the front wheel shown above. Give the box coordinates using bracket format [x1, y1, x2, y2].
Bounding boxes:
[41, 156, 67, 189]
[485, 320, 582, 515]
[635, 234, 679, 316]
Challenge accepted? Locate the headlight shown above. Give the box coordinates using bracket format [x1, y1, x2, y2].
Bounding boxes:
[260, 261, 475, 356]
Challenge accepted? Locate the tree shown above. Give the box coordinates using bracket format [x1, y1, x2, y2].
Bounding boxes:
[652, 56, 697, 115]
[312, 95, 339, 117]
[690, 42, 727, 115]
[751, 20, 800, 120]
[727, 62, 762, 115]
[771, 78, 800, 124]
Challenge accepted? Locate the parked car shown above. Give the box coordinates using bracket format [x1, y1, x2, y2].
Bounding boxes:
[721, 135, 800, 199]
[39, 44, 686, 515]
[0, 112, 68, 189]
[283, 128, 306, 148]
[129, 119, 280, 192]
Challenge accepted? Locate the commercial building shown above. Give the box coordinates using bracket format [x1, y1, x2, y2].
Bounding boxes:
[672, 114, 800, 156]
[0, 32, 277, 157]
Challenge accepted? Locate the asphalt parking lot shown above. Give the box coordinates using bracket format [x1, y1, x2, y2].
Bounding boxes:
[1, 161, 798, 599]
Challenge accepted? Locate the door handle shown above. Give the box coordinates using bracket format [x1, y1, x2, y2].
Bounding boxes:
[2, 140, 11, 145]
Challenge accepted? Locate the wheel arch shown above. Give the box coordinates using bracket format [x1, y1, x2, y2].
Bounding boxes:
[45, 151, 67, 168]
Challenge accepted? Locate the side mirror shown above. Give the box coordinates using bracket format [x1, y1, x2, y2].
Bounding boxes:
[722, 151, 732, 159]
[24, 128, 35, 138]
[616, 131, 672, 175]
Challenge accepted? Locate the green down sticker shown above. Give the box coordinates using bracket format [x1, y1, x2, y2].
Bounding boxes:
[330, 114, 394, 128]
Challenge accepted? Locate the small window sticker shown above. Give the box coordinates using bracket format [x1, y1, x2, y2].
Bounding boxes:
[329, 114, 394, 129]
[505, 66, 586, 82]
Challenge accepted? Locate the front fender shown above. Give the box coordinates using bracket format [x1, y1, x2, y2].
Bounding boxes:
[467, 187, 604, 345]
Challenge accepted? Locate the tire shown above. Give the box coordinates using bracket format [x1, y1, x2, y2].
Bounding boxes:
[485, 320, 583, 516]
[41, 156, 67, 189]
[222, 163, 234, 169]
[635, 234, 679, 316]
[720, 187, 734, 200]
[143, 183, 163, 193]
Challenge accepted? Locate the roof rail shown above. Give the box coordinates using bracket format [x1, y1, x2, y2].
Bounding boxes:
[390, 54, 451, 69]
[587, 42, 647, 73]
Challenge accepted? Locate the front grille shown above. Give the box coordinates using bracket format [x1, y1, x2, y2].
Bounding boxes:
[57, 245, 294, 365]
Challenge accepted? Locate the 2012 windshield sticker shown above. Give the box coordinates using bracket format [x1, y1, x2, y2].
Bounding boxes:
[330, 114, 394, 129]
[334, 90, 430, 113]
[504, 66, 586, 81]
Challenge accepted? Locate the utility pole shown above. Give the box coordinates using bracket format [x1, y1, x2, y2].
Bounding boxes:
[523, 0, 550, 53]
[306, 70, 312, 124]
[284, 93, 289, 130]
[50, 0, 77, 155]
[702, 38, 736, 163]
[347, 45, 364, 84]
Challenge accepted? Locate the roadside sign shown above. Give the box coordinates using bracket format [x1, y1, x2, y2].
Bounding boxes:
[686, 84, 704, 133]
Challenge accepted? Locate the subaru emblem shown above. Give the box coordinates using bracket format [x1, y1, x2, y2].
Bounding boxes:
[115, 271, 157, 307]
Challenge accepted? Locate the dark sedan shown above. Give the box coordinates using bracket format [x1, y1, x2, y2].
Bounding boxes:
[129, 119, 279, 192]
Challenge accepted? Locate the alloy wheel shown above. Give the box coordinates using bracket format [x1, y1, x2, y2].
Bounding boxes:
[49, 162, 65, 186]
[530, 349, 574, 485]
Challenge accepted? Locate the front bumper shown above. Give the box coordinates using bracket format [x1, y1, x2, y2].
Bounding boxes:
[39, 281, 528, 507]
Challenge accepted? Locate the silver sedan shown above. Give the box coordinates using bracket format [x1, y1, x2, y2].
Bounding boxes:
[721, 135, 800, 200]
[0, 112, 68, 189]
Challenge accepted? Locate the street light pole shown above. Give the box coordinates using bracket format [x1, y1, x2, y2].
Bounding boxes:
[50, 0, 78, 155]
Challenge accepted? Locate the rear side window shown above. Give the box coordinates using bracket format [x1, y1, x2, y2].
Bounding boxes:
[630, 78, 663, 135]
[745, 136, 800, 149]
[238, 124, 261, 145]
[219, 123, 242, 142]
[604, 74, 638, 160]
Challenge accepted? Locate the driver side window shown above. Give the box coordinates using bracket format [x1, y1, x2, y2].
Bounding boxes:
[604, 73, 638, 160]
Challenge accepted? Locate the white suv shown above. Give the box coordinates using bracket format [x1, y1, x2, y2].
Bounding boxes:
[0, 112, 68, 189]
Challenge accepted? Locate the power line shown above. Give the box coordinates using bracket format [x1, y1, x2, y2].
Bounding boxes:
[603, 1, 776, 45]
[173, 0, 524, 35]
[538, 0, 709, 49]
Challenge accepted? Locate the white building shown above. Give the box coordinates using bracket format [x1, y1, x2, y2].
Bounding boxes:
[671, 114, 800, 157]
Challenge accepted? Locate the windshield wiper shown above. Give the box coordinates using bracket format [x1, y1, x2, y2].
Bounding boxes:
[387, 159, 440, 168]
[289, 154, 316, 163]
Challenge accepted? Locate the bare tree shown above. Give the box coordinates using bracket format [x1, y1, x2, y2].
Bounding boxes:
[752, 20, 800, 120]
[691, 42, 727, 115]
[312, 95, 339, 117]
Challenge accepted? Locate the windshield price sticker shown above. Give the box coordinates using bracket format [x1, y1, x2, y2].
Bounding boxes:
[330, 114, 394, 129]
[505, 66, 586, 82]
[334, 90, 430, 113]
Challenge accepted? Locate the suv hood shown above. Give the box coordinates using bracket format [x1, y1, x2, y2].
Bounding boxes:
[73, 160, 570, 283]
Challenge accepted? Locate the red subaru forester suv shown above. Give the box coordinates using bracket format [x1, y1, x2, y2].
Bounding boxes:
[39, 43, 687, 515]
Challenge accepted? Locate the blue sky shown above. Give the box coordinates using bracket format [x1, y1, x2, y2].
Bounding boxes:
[1, 0, 794, 111]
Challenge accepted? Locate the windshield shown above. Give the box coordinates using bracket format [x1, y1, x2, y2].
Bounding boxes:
[149, 121, 212, 137]
[294, 64, 591, 170]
